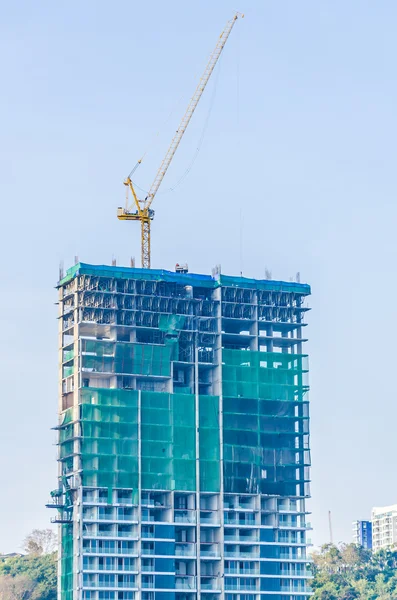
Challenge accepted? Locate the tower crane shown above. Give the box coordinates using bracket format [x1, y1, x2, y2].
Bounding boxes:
[117, 12, 243, 269]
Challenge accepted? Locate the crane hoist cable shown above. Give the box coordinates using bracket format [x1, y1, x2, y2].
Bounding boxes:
[131, 54, 223, 198]
[117, 12, 244, 269]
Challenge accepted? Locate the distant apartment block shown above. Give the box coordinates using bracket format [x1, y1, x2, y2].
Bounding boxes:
[371, 505, 397, 551]
[352, 520, 372, 550]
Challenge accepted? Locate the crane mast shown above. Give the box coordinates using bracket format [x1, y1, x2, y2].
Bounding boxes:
[117, 12, 243, 269]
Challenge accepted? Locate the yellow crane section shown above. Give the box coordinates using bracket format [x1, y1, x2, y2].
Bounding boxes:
[118, 12, 243, 269]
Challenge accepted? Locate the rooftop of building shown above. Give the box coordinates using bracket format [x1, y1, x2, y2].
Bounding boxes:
[58, 262, 311, 295]
[372, 504, 397, 517]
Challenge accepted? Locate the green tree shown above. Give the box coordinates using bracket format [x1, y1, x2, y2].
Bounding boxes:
[0, 552, 57, 600]
[311, 543, 397, 600]
[0, 574, 35, 600]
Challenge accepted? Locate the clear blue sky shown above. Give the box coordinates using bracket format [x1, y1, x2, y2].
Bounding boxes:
[1, 0, 397, 552]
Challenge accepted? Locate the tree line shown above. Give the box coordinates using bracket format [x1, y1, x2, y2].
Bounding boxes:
[312, 543, 397, 599]
[0, 530, 57, 600]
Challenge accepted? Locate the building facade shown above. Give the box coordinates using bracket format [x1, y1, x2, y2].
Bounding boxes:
[51, 263, 312, 600]
[352, 521, 372, 550]
[371, 505, 397, 551]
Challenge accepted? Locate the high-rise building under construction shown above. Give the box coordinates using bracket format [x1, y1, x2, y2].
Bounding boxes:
[52, 262, 312, 600]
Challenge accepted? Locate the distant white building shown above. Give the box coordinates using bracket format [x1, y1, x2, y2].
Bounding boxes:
[371, 504, 397, 551]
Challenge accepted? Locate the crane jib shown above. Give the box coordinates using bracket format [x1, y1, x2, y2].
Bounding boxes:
[118, 12, 243, 269]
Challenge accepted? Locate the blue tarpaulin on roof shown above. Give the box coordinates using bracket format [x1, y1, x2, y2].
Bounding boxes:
[58, 263, 311, 295]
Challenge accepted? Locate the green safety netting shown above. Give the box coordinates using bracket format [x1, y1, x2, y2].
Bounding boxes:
[61, 408, 73, 425]
[58, 389, 224, 494]
[199, 395, 220, 492]
[222, 349, 309, 495]
[81, 342, 172, 377]
[63, 366, 74, 378]
[159, 314, 186, 332]
[60, 525, 73, 600]
[63, 349, 74, 362]
[59, 409, 75, 460]
[58, 349, 309, 498]
[80, 389, 139, 492]
[222, 349, 308, 401]
[141, 392, 195, 491]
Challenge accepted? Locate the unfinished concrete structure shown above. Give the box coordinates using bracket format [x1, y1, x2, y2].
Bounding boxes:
[51, 263, 312, 600]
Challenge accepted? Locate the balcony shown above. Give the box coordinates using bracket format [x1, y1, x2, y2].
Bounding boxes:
[200, 514, 220, 525]
[85, 530, 113, 538]
[95, 566, 138, 574]
[117, 531, 136, 538]
[94, 577, 137, 587]
[142, 531, 155, 539]
[224, 515, 256, 526]
[175, 511, 196, 524]
[201, 580, 220, 590]
[280, 570, 308, 578]
[280, 585, 311, 594]
[88, 530, 138, 540]
[201, 548, 220, 558]
[225, 582, 257, 591]
[175, 545, 196, 557]
[141, 565, 155, 573]
[115, 515, 138, 523]
[224, 533, 259, 543]
[84, 550, 137, 556]
[225, 568, 259, 575]
[224, 551, 259, 559]
[224, 505, 256, 512]
[175, 577, 196, 590]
